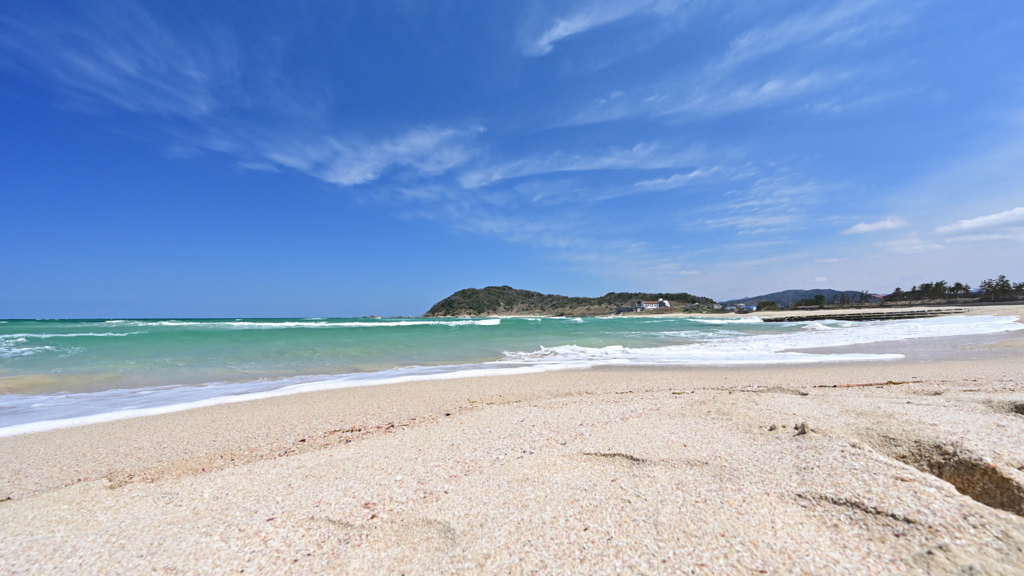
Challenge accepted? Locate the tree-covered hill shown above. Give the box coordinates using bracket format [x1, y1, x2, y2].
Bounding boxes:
[722, 289, 879, 308]
[423, 286, 715, 317]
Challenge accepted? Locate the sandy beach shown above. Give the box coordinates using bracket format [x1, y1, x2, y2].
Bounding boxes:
[7, 0, 1024, 572]
[2, 313, 1024, 574]
[478, 303, 1001, 321]
[531, 303, 1008, 320]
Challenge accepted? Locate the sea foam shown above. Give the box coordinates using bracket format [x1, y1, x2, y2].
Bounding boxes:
[0, 315, 1019, 437]
[502, 315, 1021, 365]
[99, 319, 501, 329]
[686, 316, 765, 324]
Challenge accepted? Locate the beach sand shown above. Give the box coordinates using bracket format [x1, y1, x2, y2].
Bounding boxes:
[2, 321, 1024, 574]
[616, 302, 1015, 320]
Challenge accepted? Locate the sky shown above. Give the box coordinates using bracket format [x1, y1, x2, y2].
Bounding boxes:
[2, 0, 1023, 318]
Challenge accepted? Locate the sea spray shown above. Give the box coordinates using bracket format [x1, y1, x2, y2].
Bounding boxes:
[1, 314, 1020, 436]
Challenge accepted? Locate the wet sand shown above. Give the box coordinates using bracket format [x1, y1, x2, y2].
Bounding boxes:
[2, 330, 1024, 574]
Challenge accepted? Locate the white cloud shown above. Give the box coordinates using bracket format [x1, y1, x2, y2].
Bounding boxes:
[459, 143, 702, 188]
[935, 206, 1024, 234]
[814, 258, 844, 263]
[814, 277, 828, 282]
[567, 1, 908, 126]
[634, 167, 721, 190]
[261, 127, 479, 187]
[523, 0, 683, 57]
[842, 216, 907, 234]
[875, 236, 943, 254]
[689, 176, 822, 235]
[944, 229, 1024, 243]
[703, 214, 798, 232]
[0, 2, 235, 118]
[235, 160, 280, 172]
[718, 0, 884, 69]
[432, 206, 720, 290]
[656, 71, 851, 119]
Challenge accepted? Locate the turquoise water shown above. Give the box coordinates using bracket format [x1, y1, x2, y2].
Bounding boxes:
[0, 316, 776, 394]
[2, 315, 1021, 435]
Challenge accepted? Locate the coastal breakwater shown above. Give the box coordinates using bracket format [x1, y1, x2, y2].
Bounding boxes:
[761, 307, 969, 322]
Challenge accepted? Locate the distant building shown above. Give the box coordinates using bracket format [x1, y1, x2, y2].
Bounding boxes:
[636, 298, 671, 311]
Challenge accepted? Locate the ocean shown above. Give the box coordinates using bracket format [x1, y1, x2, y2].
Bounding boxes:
[1, 314, 1021, 436]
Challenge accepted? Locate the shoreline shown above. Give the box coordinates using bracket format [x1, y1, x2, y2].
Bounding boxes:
[2, 333, 1024, 573]
[3, 342, 1023, 502]
[3, 312, 1022, 439]
[442, 302, 1024, 319]
[4, 331, 1023, 493]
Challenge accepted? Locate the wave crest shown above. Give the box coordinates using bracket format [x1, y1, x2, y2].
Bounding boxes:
[97, 319, 501, 329]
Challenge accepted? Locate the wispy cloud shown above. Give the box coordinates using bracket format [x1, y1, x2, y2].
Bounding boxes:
[875, 235, 943, 254]
[703, 214, 799, 232]
[0, 2, 235, 118]
[842, 216, 907, 234]
[689, 176, 822, 235]
[935, 206, 1024, 234]
[522, 0, 684, 57]
[726, 179, 821, 209]
[571, 70, 852, 125]
[717, 0, 887, 69]
[566, 1, 909, 126]
[8, 0, 1009, 301]
[633, 167, 722, 190]
[663, 71, 852, 117]
[944, 230, 1024, 243]
[1, 3, 481, 189]
[422, 203, 714, 289]
[459, 143, 702, 188]
[260, 127, 481, 187]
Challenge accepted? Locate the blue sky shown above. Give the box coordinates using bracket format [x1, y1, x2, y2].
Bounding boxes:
[2, 1, 1023, 317]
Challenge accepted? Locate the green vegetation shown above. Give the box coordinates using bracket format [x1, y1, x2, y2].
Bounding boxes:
[425, 275, 1024, 318]
[886, 281, 970, 301]
[423, 286, 715, 317]
[979, 275, 1024, 301]
[794, 295, 827, 308]
[724, 289, 878, 309]
[886, 276, 1022, 303]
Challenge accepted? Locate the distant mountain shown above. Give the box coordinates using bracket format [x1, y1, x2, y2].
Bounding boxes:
[423, 286, 715, 317]
[722, 289, 879, 308]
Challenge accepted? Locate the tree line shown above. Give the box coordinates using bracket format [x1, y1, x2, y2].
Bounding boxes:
[886, 275, 1024, 302]
[423, 286, 715, 316]
[792, 292, 875, 308]
[762, 276, 1023, 310]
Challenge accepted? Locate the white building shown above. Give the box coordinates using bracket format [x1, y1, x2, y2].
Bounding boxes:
[638, 298, 671, 310]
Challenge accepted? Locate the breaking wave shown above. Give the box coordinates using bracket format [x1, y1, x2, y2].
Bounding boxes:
[1, 315, 1019, 438]
[686, 317, 765, 324]
[100, 319, 501, 329]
